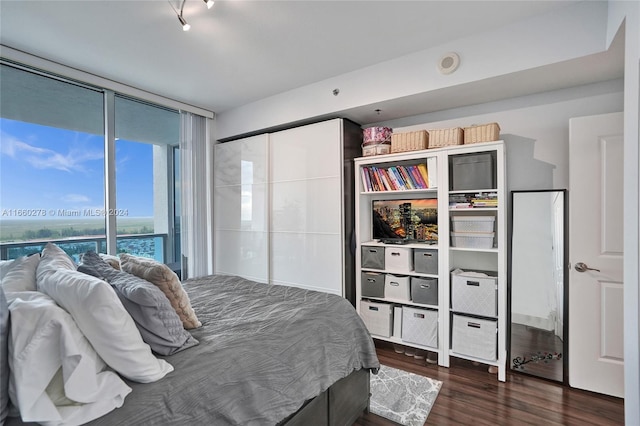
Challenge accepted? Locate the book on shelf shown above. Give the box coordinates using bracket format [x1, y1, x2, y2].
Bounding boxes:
[449, 192, 498, 208]
[416, 163, 430, 188]
[398, 166, 416, 190]
[386, 167, 403, 190]
[409, 165, 428, 189]
[360, 162, 435, 192]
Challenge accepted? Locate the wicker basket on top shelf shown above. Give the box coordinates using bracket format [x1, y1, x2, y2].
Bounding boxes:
[463, 123, 500, 144]
[428, 127, 464, 148]
[390, 130, 429, 153]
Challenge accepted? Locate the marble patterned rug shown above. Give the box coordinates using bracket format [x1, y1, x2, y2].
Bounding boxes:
[370, 364, 442, 425]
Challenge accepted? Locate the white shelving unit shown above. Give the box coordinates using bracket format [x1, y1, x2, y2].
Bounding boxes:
[354, 141, 507, 381]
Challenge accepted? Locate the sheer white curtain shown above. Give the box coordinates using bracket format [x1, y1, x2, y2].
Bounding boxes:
[180, 111, 211, 279]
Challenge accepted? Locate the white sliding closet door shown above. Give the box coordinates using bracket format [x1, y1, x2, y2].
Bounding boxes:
[214, 135, 269, 283]
[269, 120, 344, 295]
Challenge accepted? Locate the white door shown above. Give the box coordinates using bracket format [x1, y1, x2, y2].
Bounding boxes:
[569, 112, 624, 398]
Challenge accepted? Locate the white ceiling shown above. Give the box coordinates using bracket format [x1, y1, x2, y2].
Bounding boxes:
[2, 0, 615, 121]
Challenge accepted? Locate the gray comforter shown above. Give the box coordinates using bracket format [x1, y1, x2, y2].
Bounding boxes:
[79, 274, 379, 425]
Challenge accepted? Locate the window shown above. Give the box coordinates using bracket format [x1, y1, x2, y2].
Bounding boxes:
[114, 95, 180, 261]
[0, 63, 180, 263]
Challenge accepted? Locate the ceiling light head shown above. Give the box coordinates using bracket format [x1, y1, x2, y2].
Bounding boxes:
[178, 15, 190, 31]
[204, 0, 215, 9]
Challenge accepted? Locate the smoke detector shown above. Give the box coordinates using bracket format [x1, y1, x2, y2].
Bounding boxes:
[438, 52, 460, 75]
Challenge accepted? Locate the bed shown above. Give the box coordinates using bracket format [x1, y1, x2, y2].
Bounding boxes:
[1, 246, 380, 426]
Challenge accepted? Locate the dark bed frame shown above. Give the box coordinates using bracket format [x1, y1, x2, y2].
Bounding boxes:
[280, 369, 371, 426]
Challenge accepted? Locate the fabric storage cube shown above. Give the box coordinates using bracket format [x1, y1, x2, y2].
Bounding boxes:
[451, 270, 497, 317]
[411, 277, 438, 305]
[402, 307, 438, 348]
[452, 314, 497, 361]
[449, 152, 495, 191]
[361, 272, 385, 298]
[384, 274, 410, 301]
[360, 300, 392, 337]
[413, 248, 438, 274]
[384, 247, 412, 272]
[361, 246, 385, 270]
[393, 306, 403, 338]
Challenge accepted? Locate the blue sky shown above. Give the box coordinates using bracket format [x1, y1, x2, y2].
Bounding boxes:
[0, 118, 154, 218]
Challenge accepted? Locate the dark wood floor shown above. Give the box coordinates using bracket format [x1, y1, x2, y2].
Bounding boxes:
[355, 341, 624, 426]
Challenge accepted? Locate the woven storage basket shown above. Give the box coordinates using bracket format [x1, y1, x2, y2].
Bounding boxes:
[391, 130, 429, 153]
[428, 127, 464, 148]
[463, 123, 500, 144]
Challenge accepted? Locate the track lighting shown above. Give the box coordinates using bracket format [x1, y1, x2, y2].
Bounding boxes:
[169, 0, 214, 31]
[178, 14, 190, 31]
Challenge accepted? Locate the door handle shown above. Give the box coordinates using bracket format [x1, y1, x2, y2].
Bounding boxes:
[575, 262, 600, 273]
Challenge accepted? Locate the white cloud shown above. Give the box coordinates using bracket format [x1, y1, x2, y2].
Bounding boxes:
[62, 193, 91, 203]
[1, 131, 103, 173]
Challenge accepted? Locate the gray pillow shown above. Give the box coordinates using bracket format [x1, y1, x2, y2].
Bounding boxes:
[80, 252, 198, 356]
[0, 286, 9, 424]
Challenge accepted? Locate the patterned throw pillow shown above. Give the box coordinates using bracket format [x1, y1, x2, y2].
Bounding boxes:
[80, 252, 198, 355]
[119, 254, 201, 329]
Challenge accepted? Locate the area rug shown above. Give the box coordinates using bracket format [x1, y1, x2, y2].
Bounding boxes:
[370, 364, 442, 426]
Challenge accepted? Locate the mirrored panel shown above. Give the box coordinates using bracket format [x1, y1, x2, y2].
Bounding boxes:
[509, 190, 567, 383]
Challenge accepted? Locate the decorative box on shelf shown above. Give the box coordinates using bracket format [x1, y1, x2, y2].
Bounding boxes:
[428, 127, 463, 148]
[362, 126, 392, 157]
[463, 123, 500, 144]
[390, 130, 429, 153]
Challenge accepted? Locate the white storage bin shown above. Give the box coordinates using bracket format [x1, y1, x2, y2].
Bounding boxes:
[384, 274, 410, 301]
[452, 314, 497, 361]
[451, 232, 495, 249]
[393, 306, 403, 338]
[451, 216, 495, 233]
[402, 307, 438, 348]
[360, 300, 392, 337]
[451, 269, 497, 317]
[384, 247, 413, 272]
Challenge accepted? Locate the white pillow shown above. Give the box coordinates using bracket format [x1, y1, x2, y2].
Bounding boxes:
[8, 292, 132, 424]
[0, 254, 40, 292]
[0, 259, 15, 279]
[37, 260, 174, 383]
[37, 243, 76, 277]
